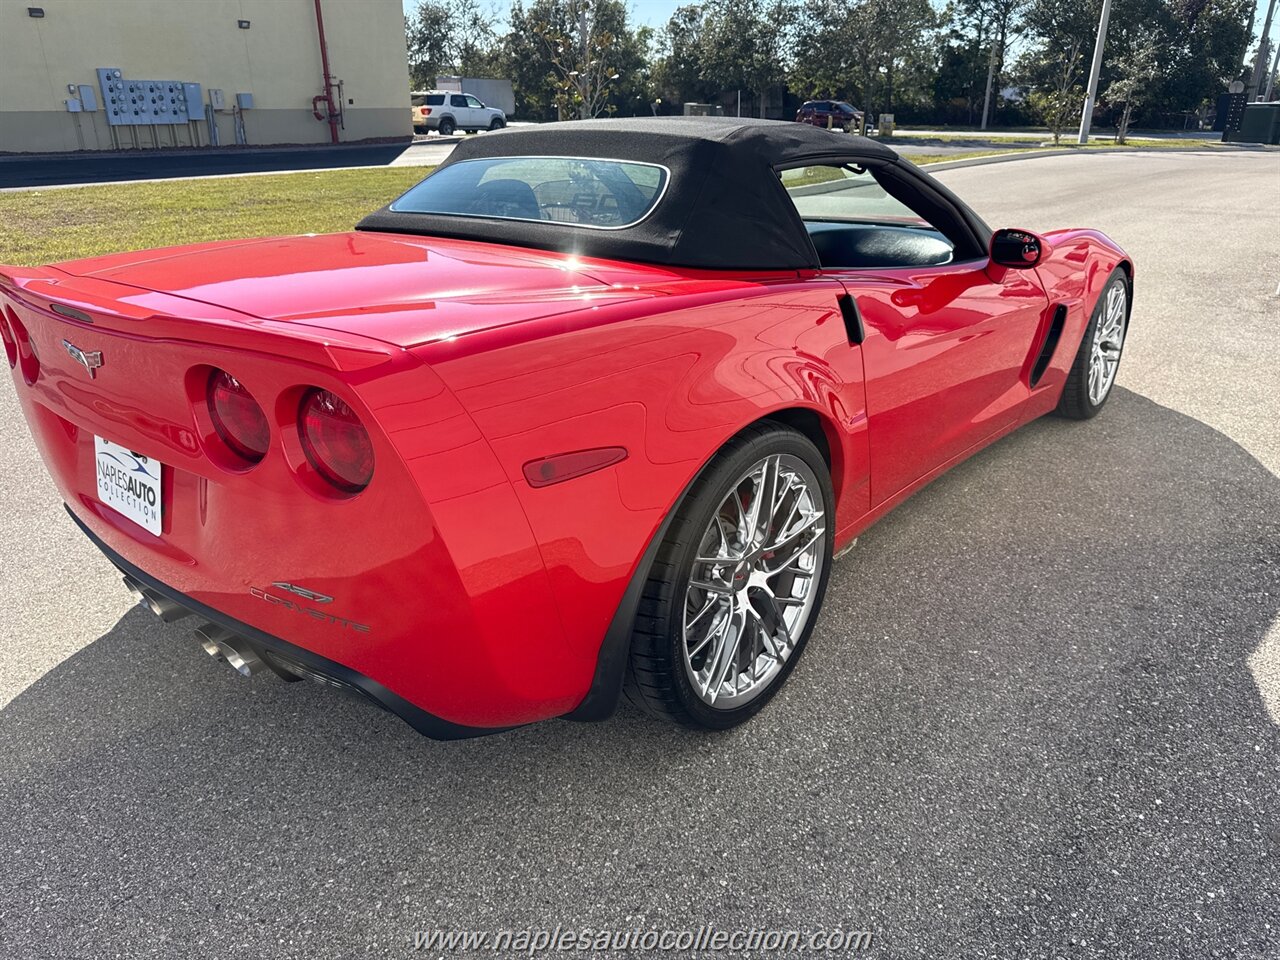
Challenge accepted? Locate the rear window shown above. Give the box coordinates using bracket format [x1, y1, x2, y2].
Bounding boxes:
[389, 156, 669, 229]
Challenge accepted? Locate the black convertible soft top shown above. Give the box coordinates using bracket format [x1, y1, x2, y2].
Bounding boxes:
[356, 117, 902, 270]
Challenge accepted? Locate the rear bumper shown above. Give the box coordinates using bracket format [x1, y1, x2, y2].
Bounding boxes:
[1, 269, 587, 728]
[67, 505, 510, 741]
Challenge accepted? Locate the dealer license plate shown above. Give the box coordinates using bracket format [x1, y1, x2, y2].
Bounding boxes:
[94, 436, 163, 535]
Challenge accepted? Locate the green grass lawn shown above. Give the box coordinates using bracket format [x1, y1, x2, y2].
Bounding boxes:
[0, 167, 430, 267]
[781, 149, 1025, 185]
[890, 130, 1219, 150]
[1060, 137, 1221, 149]
[905, 149, 1024, 165]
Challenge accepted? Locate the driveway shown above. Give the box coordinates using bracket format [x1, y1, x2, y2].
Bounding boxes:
[0, 151, 1277, 958]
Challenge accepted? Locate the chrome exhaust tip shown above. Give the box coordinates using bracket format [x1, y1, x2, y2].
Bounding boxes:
[123, 576, 192, 623]
[194, 623, 264, 678]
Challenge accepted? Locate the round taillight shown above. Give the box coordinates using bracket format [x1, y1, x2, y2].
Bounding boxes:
[8, 313, 39, 384]
[207, 370, 270, 463]
[1, 307, 17, 369]
[298, 388, 374, 493]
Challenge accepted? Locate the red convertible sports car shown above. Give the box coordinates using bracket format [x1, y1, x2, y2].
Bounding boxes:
[0, 118, 1132, 738]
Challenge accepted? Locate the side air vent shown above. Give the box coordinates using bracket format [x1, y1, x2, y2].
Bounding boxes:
[836, 293, 864, 345]
[1030, 304, 1067, 387]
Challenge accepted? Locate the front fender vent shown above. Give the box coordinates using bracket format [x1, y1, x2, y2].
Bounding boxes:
[1030, 304, 1067, 387]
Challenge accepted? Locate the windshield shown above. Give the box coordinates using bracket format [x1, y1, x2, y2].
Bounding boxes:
[390, 157, 669, 229]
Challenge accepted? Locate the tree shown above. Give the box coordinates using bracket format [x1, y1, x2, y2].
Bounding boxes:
[507, 0, 650, 120]
[1104, 37, 1160, 141]
[697, 0, 796, 116]
[962, 0, 1030, 126]
[410, 0, 1256, 131]
[1017, 0, 1096, 136]
[1034, 38, 1083, 141]
[934, 3, 990, 124]
[791, 0, 936, 120]
[653, 4, 718, 107]
[405, 0, 502, 89]
[1151, 0, 1250, 126]
[1016, 0, 1250, 131]
[534, 0, 624, 119]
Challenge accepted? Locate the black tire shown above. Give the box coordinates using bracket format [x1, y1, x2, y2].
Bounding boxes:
[1056, 268, 1131, 420]
[488, 117, 505, 131]
[437, 117, 455, 137]
[624, 423, 835, 730]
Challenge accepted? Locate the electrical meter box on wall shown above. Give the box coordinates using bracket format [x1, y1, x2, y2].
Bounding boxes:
[97, 68, 195, 126]
[208, 88, 226, 111]
[235, 93, 254, 110]
[77, 85, 98, 111]
[182, 83, 203, 121]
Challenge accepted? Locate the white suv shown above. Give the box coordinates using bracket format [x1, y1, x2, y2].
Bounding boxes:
[411, 91, 507, 136]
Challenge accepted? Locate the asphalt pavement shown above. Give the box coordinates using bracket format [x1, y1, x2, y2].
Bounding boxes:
[0, 151, 1277, 958]
[0, 130, 1039, 190]
[0, 138, 458, 190]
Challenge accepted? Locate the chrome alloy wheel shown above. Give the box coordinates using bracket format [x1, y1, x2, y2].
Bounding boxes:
[1088, 282, 1128, 406]
[682, 453, 827, 709]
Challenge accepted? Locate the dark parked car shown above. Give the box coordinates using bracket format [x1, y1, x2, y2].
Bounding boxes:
[796, 100, 863, 132]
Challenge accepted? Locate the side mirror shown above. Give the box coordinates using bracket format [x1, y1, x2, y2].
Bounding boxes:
[990, 228, 1044, 268]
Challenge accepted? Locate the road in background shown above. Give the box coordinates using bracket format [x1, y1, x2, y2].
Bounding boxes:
[1, 120, 1250, 191]
[0, 138, 459, 190]
[0, 152, 1277, 959]
[0, 129, 1057, 190]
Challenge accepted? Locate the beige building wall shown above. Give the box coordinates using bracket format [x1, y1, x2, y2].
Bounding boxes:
[0, 0, 411, 153]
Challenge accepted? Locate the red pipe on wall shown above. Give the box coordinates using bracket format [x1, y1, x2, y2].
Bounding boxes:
[313, 0, 340, 144]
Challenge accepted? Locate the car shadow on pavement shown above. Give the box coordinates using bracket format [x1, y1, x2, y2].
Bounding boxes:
[2, 387, 1277, 958]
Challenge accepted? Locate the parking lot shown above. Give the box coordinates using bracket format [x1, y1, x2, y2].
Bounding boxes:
[0, 151, 1277, 958]
[0, 131, 1017, 190]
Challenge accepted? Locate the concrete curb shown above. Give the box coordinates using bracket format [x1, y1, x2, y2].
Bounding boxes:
[0, 139, 418, 165]
[912, 144, 1262, 172]
[0, 163, 432, 194]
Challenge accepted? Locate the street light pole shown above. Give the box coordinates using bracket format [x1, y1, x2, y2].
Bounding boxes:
[1077, 0, 1114, 144]
[1265, 34, 1280, 101]
[1250, 0, 1277, 99]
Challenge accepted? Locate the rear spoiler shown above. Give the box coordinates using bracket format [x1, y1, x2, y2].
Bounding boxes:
[0, 264, 396, 373]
